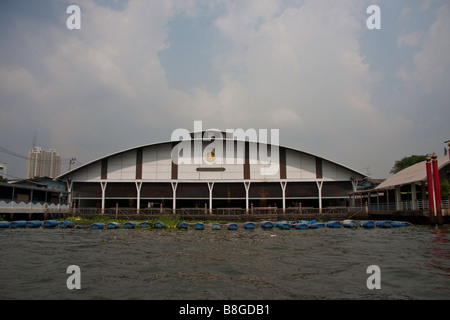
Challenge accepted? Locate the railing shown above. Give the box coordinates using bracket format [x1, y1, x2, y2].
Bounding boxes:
[367, 199, 449, 212]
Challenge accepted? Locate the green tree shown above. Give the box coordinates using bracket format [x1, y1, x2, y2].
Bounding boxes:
[441, 180, 450, 199]
[390, 155, 427, 174]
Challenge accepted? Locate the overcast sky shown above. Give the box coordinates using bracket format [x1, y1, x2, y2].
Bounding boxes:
[1, 0, 449, 180]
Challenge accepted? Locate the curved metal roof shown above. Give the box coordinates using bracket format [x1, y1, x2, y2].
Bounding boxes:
[57, 136, 367, 180]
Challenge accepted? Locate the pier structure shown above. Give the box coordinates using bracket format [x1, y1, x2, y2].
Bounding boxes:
[351, 153, 450, 225]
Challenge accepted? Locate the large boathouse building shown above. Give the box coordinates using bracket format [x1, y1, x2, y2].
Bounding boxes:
[58, 129, 366, 212]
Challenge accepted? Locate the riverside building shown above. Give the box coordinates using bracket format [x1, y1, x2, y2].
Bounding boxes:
[58, 129, 366, 212]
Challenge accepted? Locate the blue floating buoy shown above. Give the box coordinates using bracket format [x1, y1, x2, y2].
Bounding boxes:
[326, 221, 342, 228]
[375, 221, 392, 228]
[392, 221, 410, 228]
[195, 223, 205, 230]
[243, 222, 255, 229]
[90, 222, 104, 230]
[260, 221, 274, 229]
[140, 221, 151, 228]
[308, 222, 325, 229]
[294, 223, 309, 230]
[124, 221, 137, 229]
[107, 222, 120, 229]
[154, 221, 166, 229]
[43, 220, 58, 228]
[26, 220, 42, 228]
[59, 221, 74, 228]
[177, 222, 188, 230]
[10, 220, 27, 228]
[359, 221, 375, 228]
[227, 223, 238, 230]
[0, 221, 11, 228]
[212, 223, 221, 230]
[343, 220, 358, 228]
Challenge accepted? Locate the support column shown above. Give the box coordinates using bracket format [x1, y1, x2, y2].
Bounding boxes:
[395, 185, 401, 211]
[171, 182, 178, 213]
[100, 181, 107, 214]
[280, 181, 287, 213]
[316, 180, 323, 213]
[426, 156, 435, 223]
[411, 183, 417, 210]
[207, 182, 214, 213]
[244, 182, 251, 212]
[66, 180, 73, 207]
[432, 153, 443, 225]
[350, 179, 358, 207]
[135, 181, 142, 212]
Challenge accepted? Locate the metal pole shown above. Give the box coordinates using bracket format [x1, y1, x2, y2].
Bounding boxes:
[432, 153, 443, 225]
[426, 156, 435, 225]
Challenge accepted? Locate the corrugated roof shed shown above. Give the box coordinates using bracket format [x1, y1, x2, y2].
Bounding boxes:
[375, 155, 449, 190]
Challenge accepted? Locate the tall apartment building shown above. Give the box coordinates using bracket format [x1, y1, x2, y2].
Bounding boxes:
[27, 147, 61, 178]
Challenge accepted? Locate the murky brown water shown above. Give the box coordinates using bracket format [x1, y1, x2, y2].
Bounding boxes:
[1, 224, 449, 300]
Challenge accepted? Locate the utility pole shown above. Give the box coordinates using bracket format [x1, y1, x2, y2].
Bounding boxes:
[68, 158, 76, 171]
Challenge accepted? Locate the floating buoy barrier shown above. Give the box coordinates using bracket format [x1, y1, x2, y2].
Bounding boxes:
[90, 222, 104, 230]
[0, 219, 413, 231]
[326, 221, 342, 228]
[154, 221, 166, 229]
[177, 222, 188, 230]
[0, 221, 11, 228]
[43, 220, 58, 229]
[59, 221, 74, 228]
[343, 220, 358, 228]
[124, 221, 137, 229]
[359, 221, 375, 228]
[140, 221, 151, 228]
[375, 221, 392, 228]
[260, 221, 274, 229]
[212, 223, 221, 230]
[107, 222, 120, 229]
[195, 222, 205, 230]
[227, 223, 238, 230]
[26, 220, 42, 228]
[243, 222, 255, 229]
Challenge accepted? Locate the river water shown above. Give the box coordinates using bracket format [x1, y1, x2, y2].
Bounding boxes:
[1, 223, 449, 300]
